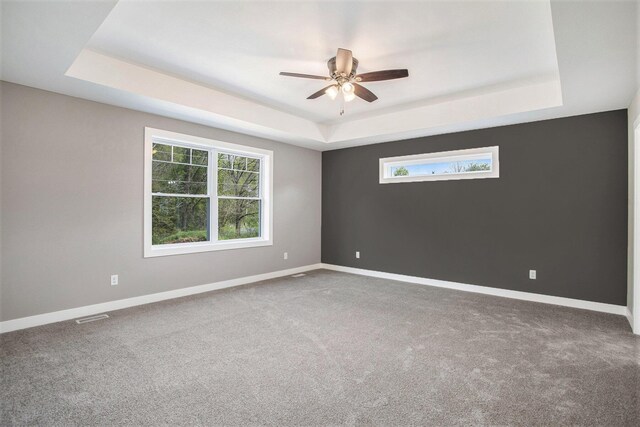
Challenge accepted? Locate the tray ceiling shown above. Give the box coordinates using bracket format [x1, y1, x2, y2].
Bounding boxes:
[2, 1, 637, 150]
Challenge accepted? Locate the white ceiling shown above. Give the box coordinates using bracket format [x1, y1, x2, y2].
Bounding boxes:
[86, 0, 559, 124]
[1, 1, 638, 151]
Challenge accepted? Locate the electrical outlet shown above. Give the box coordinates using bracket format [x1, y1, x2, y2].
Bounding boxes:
[111, 274, 119, 286]
[283, 252, 288, 260]
[356, 251, 360, 259]
[529, 270, 536, 280]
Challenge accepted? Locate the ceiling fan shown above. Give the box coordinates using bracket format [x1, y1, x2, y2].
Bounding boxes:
[279, 48, 408, 107]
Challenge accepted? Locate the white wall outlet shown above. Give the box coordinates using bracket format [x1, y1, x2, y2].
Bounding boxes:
[356, 251, 360, 259]
[283, 252, 288, 260]
[110, 274, 119, 286]
[529, 270, 536, 280]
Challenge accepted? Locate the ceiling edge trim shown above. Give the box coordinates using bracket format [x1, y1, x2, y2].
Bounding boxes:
[324, 75, 563, 144]
[65, 49, 328, 144]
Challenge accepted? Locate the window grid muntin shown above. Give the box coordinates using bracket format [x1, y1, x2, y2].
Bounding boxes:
[151, 141, 211, 245]
[152, 141, 209, 197]
[151, 139, 264, 246]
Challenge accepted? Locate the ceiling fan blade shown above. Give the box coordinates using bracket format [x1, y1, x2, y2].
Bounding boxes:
[280, 72, 330, 80]
[356, 69, 409, 82]
[336, 48, 353, 75]
[353, 83, 378, 102]
[307, 85, 337, 99]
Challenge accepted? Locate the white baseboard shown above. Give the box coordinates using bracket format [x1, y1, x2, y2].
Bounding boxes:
[321, 263, 628, 316]
[2, 263, 631, 334]
[626, 308, 634, 331]
[0, 263, 323, 334]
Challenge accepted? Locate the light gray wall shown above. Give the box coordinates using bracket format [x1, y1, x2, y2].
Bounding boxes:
[628, 1, 640, 331]
[629, 0, 640, 326]
[0, 82, 322, 321]
[629, 89, 640, 330]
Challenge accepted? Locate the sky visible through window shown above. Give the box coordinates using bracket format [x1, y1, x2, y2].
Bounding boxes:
[391, 158, 492, 177]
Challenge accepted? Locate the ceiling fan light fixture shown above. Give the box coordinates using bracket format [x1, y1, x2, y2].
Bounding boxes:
[343, 90, 356, 102]
[341, 82, 354, 95]
[325, 85, 339, 100]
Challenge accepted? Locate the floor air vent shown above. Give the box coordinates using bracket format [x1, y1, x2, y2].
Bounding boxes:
[75, 314, 109, 324]
[291, 273, 306, 278]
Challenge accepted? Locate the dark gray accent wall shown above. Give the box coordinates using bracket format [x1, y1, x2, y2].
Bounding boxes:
[322, 110, 628, 305]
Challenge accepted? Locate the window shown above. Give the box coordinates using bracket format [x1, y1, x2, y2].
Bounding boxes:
[379, 146, 499, 184]
[144, 128, 272, 257]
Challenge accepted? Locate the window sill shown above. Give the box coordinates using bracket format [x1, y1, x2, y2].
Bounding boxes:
[144, 238, 272, 258]
[379, 169, 498, 184]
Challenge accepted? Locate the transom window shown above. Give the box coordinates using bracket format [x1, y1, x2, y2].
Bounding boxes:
[144, 128, 272, 257]
[379, 146, 499, 184]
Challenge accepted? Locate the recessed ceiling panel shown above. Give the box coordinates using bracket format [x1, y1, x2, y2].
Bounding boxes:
[87, 0, 560, 123]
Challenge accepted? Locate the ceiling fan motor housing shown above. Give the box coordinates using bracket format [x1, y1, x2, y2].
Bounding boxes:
[328, 56, 359, 80]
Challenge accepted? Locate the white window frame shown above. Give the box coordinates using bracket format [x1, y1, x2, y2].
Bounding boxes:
[379, 146, 499, 184]
[144, 127, 273, 258]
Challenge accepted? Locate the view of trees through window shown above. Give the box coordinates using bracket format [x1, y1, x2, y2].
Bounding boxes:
[391, 158, 492, 177]
[151, 142, 261, 245]
[217, 153, 260, 240]
[152, 143, 209, 244]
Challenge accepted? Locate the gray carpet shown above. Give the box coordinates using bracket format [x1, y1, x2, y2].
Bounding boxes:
[1, 269, 639, 426]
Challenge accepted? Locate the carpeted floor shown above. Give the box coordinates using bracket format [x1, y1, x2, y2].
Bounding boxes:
[1, 269, 639, 426]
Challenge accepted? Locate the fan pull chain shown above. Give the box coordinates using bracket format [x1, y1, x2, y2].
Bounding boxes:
[340, 97, 345, 116]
